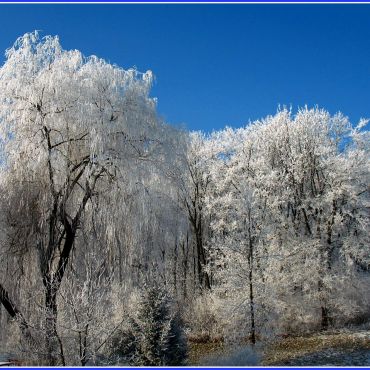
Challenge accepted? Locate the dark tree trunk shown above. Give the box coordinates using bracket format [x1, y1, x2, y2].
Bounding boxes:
[186, 194, 211, 291]
[248, 236, 256, 345]
[45, 287, 60, 365]
[321, 306, 329, 331]
[173, 240, 178, 295]
[41, 219, 76, 365]
[0, 283, 37, 348]
[318, 277, 330, 331]
[195, 228, 211, 290]
[181, 233, 189, 300]
[248, 268, 256, 344]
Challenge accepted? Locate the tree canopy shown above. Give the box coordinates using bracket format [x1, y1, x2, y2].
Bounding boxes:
[0, 32, 369, 366]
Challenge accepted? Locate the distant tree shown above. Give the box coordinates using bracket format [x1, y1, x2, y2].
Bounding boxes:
[206, 108, 370, 340]
[177, 132, 216, 291]
[205, 126, 270, 344]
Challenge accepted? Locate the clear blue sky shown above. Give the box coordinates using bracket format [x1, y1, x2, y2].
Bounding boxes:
[0, 5, 369, 132]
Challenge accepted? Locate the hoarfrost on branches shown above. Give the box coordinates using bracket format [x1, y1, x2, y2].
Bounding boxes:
[0, 33, 369, 366]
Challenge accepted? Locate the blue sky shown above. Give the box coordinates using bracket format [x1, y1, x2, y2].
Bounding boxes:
[0, 5, 369, 132]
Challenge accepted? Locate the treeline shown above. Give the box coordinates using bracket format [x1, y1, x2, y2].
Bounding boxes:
[0, 32, 369, 365]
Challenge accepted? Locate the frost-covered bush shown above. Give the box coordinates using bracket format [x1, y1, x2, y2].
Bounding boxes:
[183, 293, 225, 343]
[109, 284, 187, 366]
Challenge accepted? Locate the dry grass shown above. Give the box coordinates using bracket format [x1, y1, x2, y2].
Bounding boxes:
[262, 330, 370, 365]
[187, 330, 370, 365]
[188, 340, 225, 365]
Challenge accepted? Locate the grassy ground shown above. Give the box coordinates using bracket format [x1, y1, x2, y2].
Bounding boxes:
[188, 329, 370, 366]
[262, 330, 370, 365]
[188, 340, 225, 365]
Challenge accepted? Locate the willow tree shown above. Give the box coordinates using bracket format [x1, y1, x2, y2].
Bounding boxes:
[0, 32, 169, 365]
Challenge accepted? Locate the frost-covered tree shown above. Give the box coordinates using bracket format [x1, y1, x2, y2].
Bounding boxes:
[109, 284, 187, 366]
[0, 31, 369, 366]
[178, 132, 215, 290]
[205, 108, 370, 341]
[205, 127, 271, 343]
[0, 32, 176, 365]
[252, 108, 370, 331]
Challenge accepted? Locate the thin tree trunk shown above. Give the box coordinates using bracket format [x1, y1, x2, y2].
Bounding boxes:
[321, 306, 329, 331]
[181, 233, 189, 300]
[173, 240, 178, 295]
[248, 237, 256, 345]
[249, 267, 256, 344]
[318, 265, 330, 331]
[195, 220, 211, 290]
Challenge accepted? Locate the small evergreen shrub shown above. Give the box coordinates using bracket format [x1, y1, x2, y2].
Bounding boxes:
[110, 284, 187, 365]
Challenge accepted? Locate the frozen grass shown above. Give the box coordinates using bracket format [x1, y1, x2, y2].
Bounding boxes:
[262, 329, 370, 366]
[189, 329, 370, 366]
[188, 341, 225, 365]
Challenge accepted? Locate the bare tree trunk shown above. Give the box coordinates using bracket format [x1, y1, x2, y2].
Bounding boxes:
[193, 242, 197, 292]
[248, 267, 256, 344]
[45, 287, 64, 365]
[0, 283, 37, 349]
[318, 255, 330, 331]
[187, 197, 211, 291]
[318, 200, 337, 331]
[173, 240, 178, 295]
[41, 217, 77, 365]
[194, 216, 211, 290]
[248, 232, 256, 345]
[320, 305, 330, 331]
[181, 233, 189, 300]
